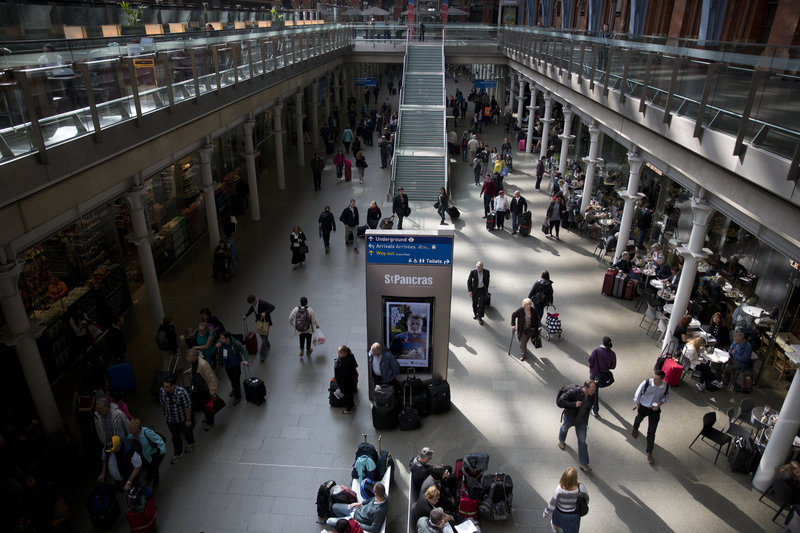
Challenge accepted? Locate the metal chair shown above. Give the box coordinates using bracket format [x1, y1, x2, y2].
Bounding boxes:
[689, 412, 732, 465]
[737, 398, 756, 426]
[592, 238, 606, 261]
[639, 303, 659, 335]
[724, 407, 754, 440]
[652, 318, 669, 342]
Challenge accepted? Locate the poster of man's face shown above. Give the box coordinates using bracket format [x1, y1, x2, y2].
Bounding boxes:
[386, 301, 432, 368]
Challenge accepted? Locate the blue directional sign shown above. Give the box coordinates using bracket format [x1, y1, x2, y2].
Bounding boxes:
[366, 234, 454, 265]
[474, 79, 498, 89]
[355, 77, 378, 87]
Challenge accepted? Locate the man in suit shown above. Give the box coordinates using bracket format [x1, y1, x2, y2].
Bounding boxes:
[467, 261, 490, 325]
[243, 295, 275, 362]
[393, 187, 409, 230]
[666, 265, 681, 287]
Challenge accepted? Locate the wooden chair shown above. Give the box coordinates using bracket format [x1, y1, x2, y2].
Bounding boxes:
[773, 351, 795, 384]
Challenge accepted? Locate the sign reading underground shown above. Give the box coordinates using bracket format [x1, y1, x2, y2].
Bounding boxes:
[366, 234, 453, 265]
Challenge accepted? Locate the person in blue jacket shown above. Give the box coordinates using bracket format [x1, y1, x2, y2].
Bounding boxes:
[368, 342, 400, 386]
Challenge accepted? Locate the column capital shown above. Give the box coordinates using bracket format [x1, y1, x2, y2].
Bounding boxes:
[125, 185, 146, 210]
[543, 93, 552, 104]
[243, 118, 255, 134]
[676, 245, 709, 261]
[627, 152, 644, 173]
[690, 198, 715, 226]
[588, 123, 601, 139]
[558, 133, 575, 142]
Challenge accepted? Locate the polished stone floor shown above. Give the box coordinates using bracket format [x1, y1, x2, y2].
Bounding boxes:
[54, 78, 790, 533]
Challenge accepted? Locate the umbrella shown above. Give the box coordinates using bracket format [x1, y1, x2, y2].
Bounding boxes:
[361, 6, 390, 16]
[447, 7, 469, 15]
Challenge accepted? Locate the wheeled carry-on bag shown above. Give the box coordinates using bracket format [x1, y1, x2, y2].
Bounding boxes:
[602, 268, 617, 295]
[518, 211, 532, 236]
[427, 380, 451, 414]
[399, 382, 421, 431]
[402, 368, 429, 418]
[623, 279, 637, 300]
[545, 306, 562, 340]
[126, 497, 156, 533]
[243, 366, 266, 405]
[243, 318, 258, 355]
[86, 483, 120, 530]
[150, 353, 179, 402]
[613, 272, 628, 298]
[447, 205, 460, 219]
[372, 403, 397, 430]
[486, 212, 496, 230]
[329, 378, 348, 408]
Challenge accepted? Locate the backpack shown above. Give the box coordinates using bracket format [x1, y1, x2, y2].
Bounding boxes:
[479, 473, 513, 521]
[155, 325, 171, 350]
[532, 283, 547, 306]
[641, 379, 671, 396]
[556, 384, 581, 408]
[360, 478, 376, 499]
[330, 484, 358, 505]
[316, 480, 336, 518]
[294, 307, 311, 332]
[376, 449, 394, 482]
[126, 485, 148, 513]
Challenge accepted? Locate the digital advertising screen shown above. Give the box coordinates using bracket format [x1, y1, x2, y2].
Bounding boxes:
[384, 296, 434, 369]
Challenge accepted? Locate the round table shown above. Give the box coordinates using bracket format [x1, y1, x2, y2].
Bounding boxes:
[706, 348, 729, 364]
[642, 268, 656, 277]
[657, 289, 676, 301]
[650, 279, 664, 290]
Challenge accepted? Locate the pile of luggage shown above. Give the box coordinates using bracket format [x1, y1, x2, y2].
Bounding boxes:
[454, 453, 513, 523]
[601, 267, 636, 300]
[370, 370, 451, 431]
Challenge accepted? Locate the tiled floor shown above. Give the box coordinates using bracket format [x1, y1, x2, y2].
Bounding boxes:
[58, 77, 789, 533]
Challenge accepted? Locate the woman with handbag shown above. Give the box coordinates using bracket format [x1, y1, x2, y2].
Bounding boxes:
[290, 225, 308, 269]
[355, 151, 368, 183]
[436, 187, 448, 225]
[510, 298, 540, 361]
[333, 345, 358, 414]
[542, 467, 588, 533]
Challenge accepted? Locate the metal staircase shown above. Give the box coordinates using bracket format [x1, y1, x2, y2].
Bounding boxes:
[391, 40, 448, 201]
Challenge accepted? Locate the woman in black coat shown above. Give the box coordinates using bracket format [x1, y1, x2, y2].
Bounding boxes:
[334, 345, 358, 414]
[290, 225, 307, 269]
[546, 193, 568, 239]
[366, 201, 382, 229]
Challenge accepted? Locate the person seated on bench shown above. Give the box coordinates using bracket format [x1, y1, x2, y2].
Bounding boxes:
[420, 466, 458, 517]
[412, 485, 456, 526]
[333, 517, 364, 533]
[409, 447, 435, 489]
[417, 507, 449, 533]
[327, 482, 388, 532]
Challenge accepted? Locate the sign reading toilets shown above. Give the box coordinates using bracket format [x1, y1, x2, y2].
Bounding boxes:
[365, 229, 454, 387]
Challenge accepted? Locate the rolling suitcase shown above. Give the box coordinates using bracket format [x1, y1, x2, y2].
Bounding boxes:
[428, 380, 451, 414]
[242, 366, 266, 405]
[399, 383, 421, 431]
[662, 357, 684, 386]
[402, 368, 429, 418]
[379, 216, 394, 229]
[623, 279, 637, 300]
[602, 268, 616, 295]
[447, 205, 460, 219]
[518, 211, 532, 236]
[243, 319, 258, 355]
[483, 291, 492, 307]
[357, 224, 368, 238]
[518, 139, 525, 151]
[126, 497, 156, 533]
[372, 403, 397, 430]
[108, 361, 136, 393]
[373, 384, 395, 408]
[86, 483, 120, 530]
[344, 160, 352, 181]
[486, 212, 496, 230]
[329, 378, 347, 407]
[613, 272, 628, 298]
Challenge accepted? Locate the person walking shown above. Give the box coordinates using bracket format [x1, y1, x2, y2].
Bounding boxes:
[547, 193, 567, 239]
[510, 190, 528, 235]
[542, 467, 588, 533]
[159, 373, 195, 464]
[354, 151, 368, 183]
[588, 336, 617, 417]
[472, 154, 482, 186]
[290, 225, 308, 270]
[215, 331, 249, 406]
[393, 187, 409, 230]
[184, 348, 219, 429]
[319, 206, 336, 253]
[511, 298, 540, 361]
[333, 150, 345, 182]
[243, 294, 275, 362]
[339, 199, 360, 253]
[334, 345, 358, 414]
[494, 190, 509, 230]
[536, 155, 546, 190]
[342, 126, 354, 154]
[288, 296, 320, 358]
[467, 261, 490, 325]
[528, 271, 554, 329]
[556, 380, 596, 472]
[631, 369, 670, 464]
[127, 418, 166, 487]
[93, 396, 130, 445]
[367, 201, 382, 229]
[480, 174, 496, 218]
[378, 134, 389, 168]
[310, 152, 325, 191]
[436, 188, 448, 225]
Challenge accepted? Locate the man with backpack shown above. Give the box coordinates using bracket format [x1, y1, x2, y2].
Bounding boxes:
[556, 380, 597, 473]
[288, 296, 320, 358]
[588, 336, 617, 418]
[631, 369, 670, 464]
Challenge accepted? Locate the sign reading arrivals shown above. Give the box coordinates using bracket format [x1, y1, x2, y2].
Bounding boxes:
[354, 77, 378, 87]
[366, 234, 454, 265]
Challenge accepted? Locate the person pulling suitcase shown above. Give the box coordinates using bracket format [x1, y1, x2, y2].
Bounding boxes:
[215, 331, 249, 406]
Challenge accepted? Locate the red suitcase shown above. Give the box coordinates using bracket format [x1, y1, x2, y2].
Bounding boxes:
[518, 139, 526, 152]
[662, 357, 684, 386]
[344, 159, 352, 181]
[127, 497, 156, 533]
[244, 332, 258, 355]
[623, 279, 637, 300]
[602, 269, 616, 295]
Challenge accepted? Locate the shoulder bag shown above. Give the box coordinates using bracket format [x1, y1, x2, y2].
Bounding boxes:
[577, 486, 589, 516]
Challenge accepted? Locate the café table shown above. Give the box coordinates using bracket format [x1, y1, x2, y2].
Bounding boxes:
[689, 317, 701, 329]
[657, 289, 676, 302]
[650, 279, 664, 290]
[741, 305, 766, 319]
[706, 348, 729, 364]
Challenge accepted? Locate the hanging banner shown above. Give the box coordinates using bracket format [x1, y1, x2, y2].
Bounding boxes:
[408, 0, 415, 39]
[442, 0, 448, 24]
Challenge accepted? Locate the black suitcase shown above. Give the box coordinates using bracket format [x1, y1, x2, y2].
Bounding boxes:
[729, 436, 761, 474]
[447, 205, 460, 219]
[372, 403, 397, 430]
[428, 380, 451, 414]
[357, 224, 368, 238]
[329, 378, 347, 407]
[518, 211, 532, 236]
[243, 367, 266, 405]
[402, 369, 429, 418]
[374, 384, 395, 408]
[486, 212, 496, 230]
[484, 291, 492, 307]
[399, 384, 421, 431]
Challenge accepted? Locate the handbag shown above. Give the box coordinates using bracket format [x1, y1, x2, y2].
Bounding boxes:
[204, 395, 226, 417]
[298, 244, 309, 254]
[404, 207, 411, 217]
[255, 320, 270, 336]
[533, 335, 543, 349]
[596, 371, 615, 388]
[541, 220, 550, 235]
[433, 201, 440, 208]
[577, 488, 589, 516]
[505, 210, 511, 220]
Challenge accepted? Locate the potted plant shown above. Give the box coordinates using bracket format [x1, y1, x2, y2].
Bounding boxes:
[120, 1, 144, 35]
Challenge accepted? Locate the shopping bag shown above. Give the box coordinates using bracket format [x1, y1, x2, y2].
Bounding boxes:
[254, 320, 270, 336]
[313, 328, 327, 346]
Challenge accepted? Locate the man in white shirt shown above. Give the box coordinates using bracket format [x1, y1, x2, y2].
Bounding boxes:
[631, 369, 670, 464]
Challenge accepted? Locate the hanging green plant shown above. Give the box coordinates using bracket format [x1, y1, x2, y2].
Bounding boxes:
[120, 1, 144, 27]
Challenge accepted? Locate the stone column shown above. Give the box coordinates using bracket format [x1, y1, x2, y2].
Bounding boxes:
[754, 375, 800, 491]
[614, 151, 644, 263]
[273, 103, 286, 190]
[0, 262, 62, 435]
[662, 193, 714, 351]
[516, 78, 525, 128]
[526, 83, 537, 154]
[539, 92, 553, 159]
[199, 144, 220, 250]
[341, 67, 349, 107]
[558, 105, 574, 176]
[125, 186, 165, 327]
[507, 72, 515, 111]
[324, 74, 331, 120]
[311, 82, 320, 149]
[334, 69, 341, 107]
[242, 117, 261, 221]
[295, 89, 305, 166]
[579, 123, 602, 213]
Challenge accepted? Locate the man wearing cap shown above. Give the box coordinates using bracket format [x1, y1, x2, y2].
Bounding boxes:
[98, 435, 143, 491]
[409, 447, 435, 489]
[588, 336, 617, 418]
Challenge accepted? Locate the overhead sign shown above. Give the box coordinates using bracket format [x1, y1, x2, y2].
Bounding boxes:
[474, 79, 497, 89]
[354, 77, 378, 87]
[366, 234, 453, 265]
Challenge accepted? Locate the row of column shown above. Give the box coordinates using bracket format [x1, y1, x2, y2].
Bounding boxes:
[0, 62, 352, 436]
